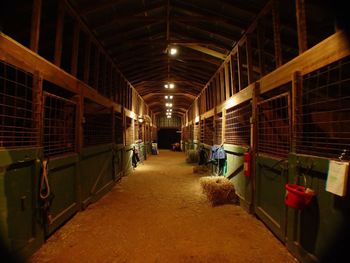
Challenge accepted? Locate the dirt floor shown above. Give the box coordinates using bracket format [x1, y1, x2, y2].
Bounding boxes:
[29, 150, 297, 263]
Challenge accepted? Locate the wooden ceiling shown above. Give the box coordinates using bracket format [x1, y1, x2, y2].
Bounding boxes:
[69, 0, 268, 115]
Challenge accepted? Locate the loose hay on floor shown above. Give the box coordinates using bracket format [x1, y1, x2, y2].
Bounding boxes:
[186, 149, 199, 163]
[200, 176, 237, 205]
[193, 165, 210, 174]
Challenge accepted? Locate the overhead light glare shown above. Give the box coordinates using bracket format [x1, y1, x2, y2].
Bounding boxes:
[165, 95, 168, 99]
[169, 83, 174, 89]
[169, 95, 173, 99]
[170, 47, 178, 55]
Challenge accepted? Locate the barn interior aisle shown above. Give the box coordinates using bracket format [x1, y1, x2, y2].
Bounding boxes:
[29, 150, 295, 263]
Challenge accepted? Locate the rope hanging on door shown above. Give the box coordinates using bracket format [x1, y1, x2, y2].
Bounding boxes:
[40, 159, 50, 199]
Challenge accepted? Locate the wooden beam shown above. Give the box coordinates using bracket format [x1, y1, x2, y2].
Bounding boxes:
[29, 0, 42, 53]
[83, 40, 91, 83]
[70, 22, 80, 77]
[237, 46, 244, 91]
[54, 1, 65, 67]
[32, 71, 43, 145]
[220, 69, 225, 102]
[80, 0, 123, 16]
[224, 62, 230, 99]
[178, 44, 227, 60]
[260, 31, 350, 93]
[272, 0, 283, 67]
[94, 50, 100, 90]
[246, 35, 254, 84]
[230, 54, 237, 94]
[257, 21, 265, 77]
[296, 0, 308, 54]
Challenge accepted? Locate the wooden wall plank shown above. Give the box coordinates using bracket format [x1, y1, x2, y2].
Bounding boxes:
[246, 35, 254, 84]
[83, 40, 91, 83]
[296, 0, 308, 54]
[272, 0, 282, 67]
[30, 0, 42, 53]
[71, 22, 80, 77]
[54, 1, 65, 66]
[260, 31, 350, 93]
[220, 69, 225, 102]
[237, 46, 244, 91]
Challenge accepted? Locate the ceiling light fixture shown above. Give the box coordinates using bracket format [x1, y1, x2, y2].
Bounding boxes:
[169, 47, 178, 55]
[169, 95, 173, 99]
[165, 95, 168, 99]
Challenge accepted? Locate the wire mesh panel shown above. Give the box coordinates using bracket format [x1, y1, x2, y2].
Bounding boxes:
[125, 117, 134, 145]
[134, 119, 139, 142]
[115, 112, 123, 144]
[215, 114, 223, 145]
[138, 122, 143, 142]
[225, 102, 252, 146]
[194, 123, 200, 141]
[189, 124, 194, 141]
[296, 57, 350, 159]
[200, 120, 204, 142]
[258, 93, 290, 157]
[83, 99, 113, 146]
[204, 117, 214, 145]
[43, 92, 76, 157]
[152, 126, 157, 141]
[182, 126, 189, 141]
[0, 61, 38, 148]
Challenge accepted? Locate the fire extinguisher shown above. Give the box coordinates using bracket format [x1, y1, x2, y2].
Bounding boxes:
[243, 152, 251, 176]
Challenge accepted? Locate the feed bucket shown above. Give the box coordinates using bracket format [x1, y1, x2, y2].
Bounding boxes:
[285, 184, 315, 209]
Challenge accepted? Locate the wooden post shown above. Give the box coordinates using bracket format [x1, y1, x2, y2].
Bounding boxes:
[32, 71, 43, 147]
[74, 84, 84, 153]
[220, 68, 225, 102]
[222, 109, 226, 145]
[251, 81, 260, 213]
[257, 20, 265, 78]
[291, 71, 302, 153]
[54, 1, 65, 66]
[30, 0, 42, 53]
[296, 0, 308, 54]
[230, 54, 237, 94]
[111, 107, 115, 144]
[216, 75, 221, 104]
[94, 50, 100, 90]
[71, 22, 80, 77]
[237, 46, 244, 91]
[246, 35, 254, 84]
[83, 40, 91, 84]
[272, 0, 283, 67]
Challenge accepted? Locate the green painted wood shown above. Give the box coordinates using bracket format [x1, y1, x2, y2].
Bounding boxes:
[45, 155, 79, 236]
[0, 149, 40, 167]
[81, 144, 113, 158]
[287, 153, 350, 263]
[80, 146, 114, 208]
[0, 156, 44, 260]
[224, 144, 252, 212]
[255, 154, 288, 242]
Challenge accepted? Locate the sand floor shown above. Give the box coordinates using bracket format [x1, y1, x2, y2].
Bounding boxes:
[29, 150, 297, 263]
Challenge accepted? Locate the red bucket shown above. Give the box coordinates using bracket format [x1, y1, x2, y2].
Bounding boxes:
[285, 184, 315, 209]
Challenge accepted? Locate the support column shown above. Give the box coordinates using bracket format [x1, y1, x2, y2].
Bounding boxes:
[30, 0, 42, 53]
[296, 0, 308, 54]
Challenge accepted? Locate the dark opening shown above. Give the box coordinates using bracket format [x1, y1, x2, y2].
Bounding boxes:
[157, 128, 181, 149]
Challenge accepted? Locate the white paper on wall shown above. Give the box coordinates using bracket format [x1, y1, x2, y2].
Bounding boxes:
[326, 160, 349, 196]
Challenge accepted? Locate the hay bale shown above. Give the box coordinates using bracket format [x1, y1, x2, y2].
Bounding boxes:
[186, 149, 199, 163]
[200, 176, 237, 205]
[193, 165, 210, 174]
